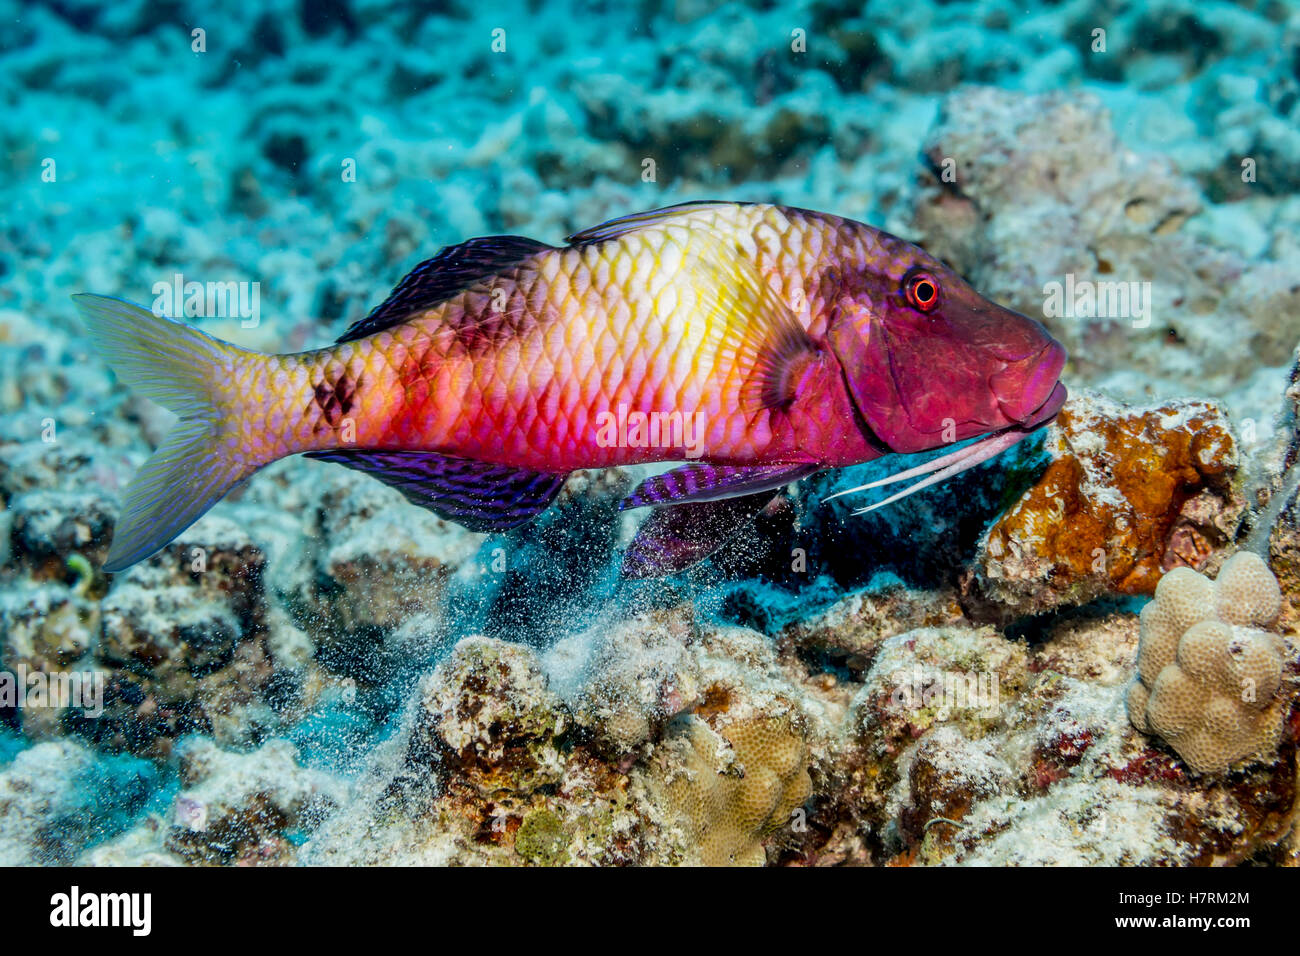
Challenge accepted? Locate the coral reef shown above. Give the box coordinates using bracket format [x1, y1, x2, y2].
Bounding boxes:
[832, 613, 1299, 866]
[298, 612, 829, 866]
[3, 0, 1300, 867]
[301, 632, 654, 866]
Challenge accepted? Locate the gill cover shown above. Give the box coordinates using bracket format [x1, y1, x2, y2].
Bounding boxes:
[827, 298, 1008, 454]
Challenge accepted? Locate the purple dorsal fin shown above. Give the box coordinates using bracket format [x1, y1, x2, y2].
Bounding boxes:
[335, 235, 553, 343]
[306, 449, 566, 531]
[621, 461, 817, 509]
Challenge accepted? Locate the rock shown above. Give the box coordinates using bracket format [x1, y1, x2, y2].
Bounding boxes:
[165, 737, 342, 865]
[0, 739, 158, 865]
[778, 572, 966, 677]
[411, 636, 569, 795]
[971, 390, 1241, 617]
[75, 518, 305, 757]
[303, 633, 654, 866]
[274, 465, 478, 679]
[565, 611, 702, 757]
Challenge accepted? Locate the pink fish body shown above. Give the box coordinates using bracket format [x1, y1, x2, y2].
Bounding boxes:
[75, 201, 1066, 575]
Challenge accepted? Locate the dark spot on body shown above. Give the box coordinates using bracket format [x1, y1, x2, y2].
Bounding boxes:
[441, 298, 531, 360]
[310, 369, 361, 429]
[449, 313, 513, 358]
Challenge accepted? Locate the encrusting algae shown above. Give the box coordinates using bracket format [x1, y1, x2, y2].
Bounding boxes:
[976, 391, 1240, 615]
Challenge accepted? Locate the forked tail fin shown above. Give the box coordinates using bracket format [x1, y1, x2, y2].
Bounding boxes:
[72, 294, 258, 572]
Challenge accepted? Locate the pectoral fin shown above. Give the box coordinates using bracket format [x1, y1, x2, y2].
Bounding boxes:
[620, 490, 783, 579]
[621, 462, 817, 509]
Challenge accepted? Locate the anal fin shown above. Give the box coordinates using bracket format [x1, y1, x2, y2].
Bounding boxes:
[306, 449, 566, 532]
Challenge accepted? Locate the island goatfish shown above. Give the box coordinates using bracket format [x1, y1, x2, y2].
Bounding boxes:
[74, 201, 1067, 577]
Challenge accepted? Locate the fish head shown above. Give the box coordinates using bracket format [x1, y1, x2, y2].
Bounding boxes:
[826, 244, 1067, 455]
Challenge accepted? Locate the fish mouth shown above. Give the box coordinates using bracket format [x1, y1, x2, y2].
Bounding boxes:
[825, 380, 1068, 516]
[992, 340, 1068, 425]
[1015, 379, 1068, 430]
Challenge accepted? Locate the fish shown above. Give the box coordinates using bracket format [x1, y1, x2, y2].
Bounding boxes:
[73, 200, 1067, 577]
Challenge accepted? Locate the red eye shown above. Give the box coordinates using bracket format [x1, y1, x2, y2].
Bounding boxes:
[906, 273, 940, 312]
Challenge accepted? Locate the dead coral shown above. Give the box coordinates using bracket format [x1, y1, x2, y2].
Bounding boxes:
[566, 611, 702, 757]
[166, 737, 341, 866]
[387, 634, 655, 867]
[412, 635, 569, 795]
[779, 574, 966, 677]
[78, 518, 313, 758]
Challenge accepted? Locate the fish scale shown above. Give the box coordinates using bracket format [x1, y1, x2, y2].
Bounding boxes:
[265, 209, 816, 471]
[75, 200, 1067, 574]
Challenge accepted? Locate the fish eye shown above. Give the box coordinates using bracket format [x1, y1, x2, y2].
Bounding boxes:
[905, 273, 940, 312]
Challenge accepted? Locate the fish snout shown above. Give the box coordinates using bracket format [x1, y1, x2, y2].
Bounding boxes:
[990, 339, 1067, 425]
